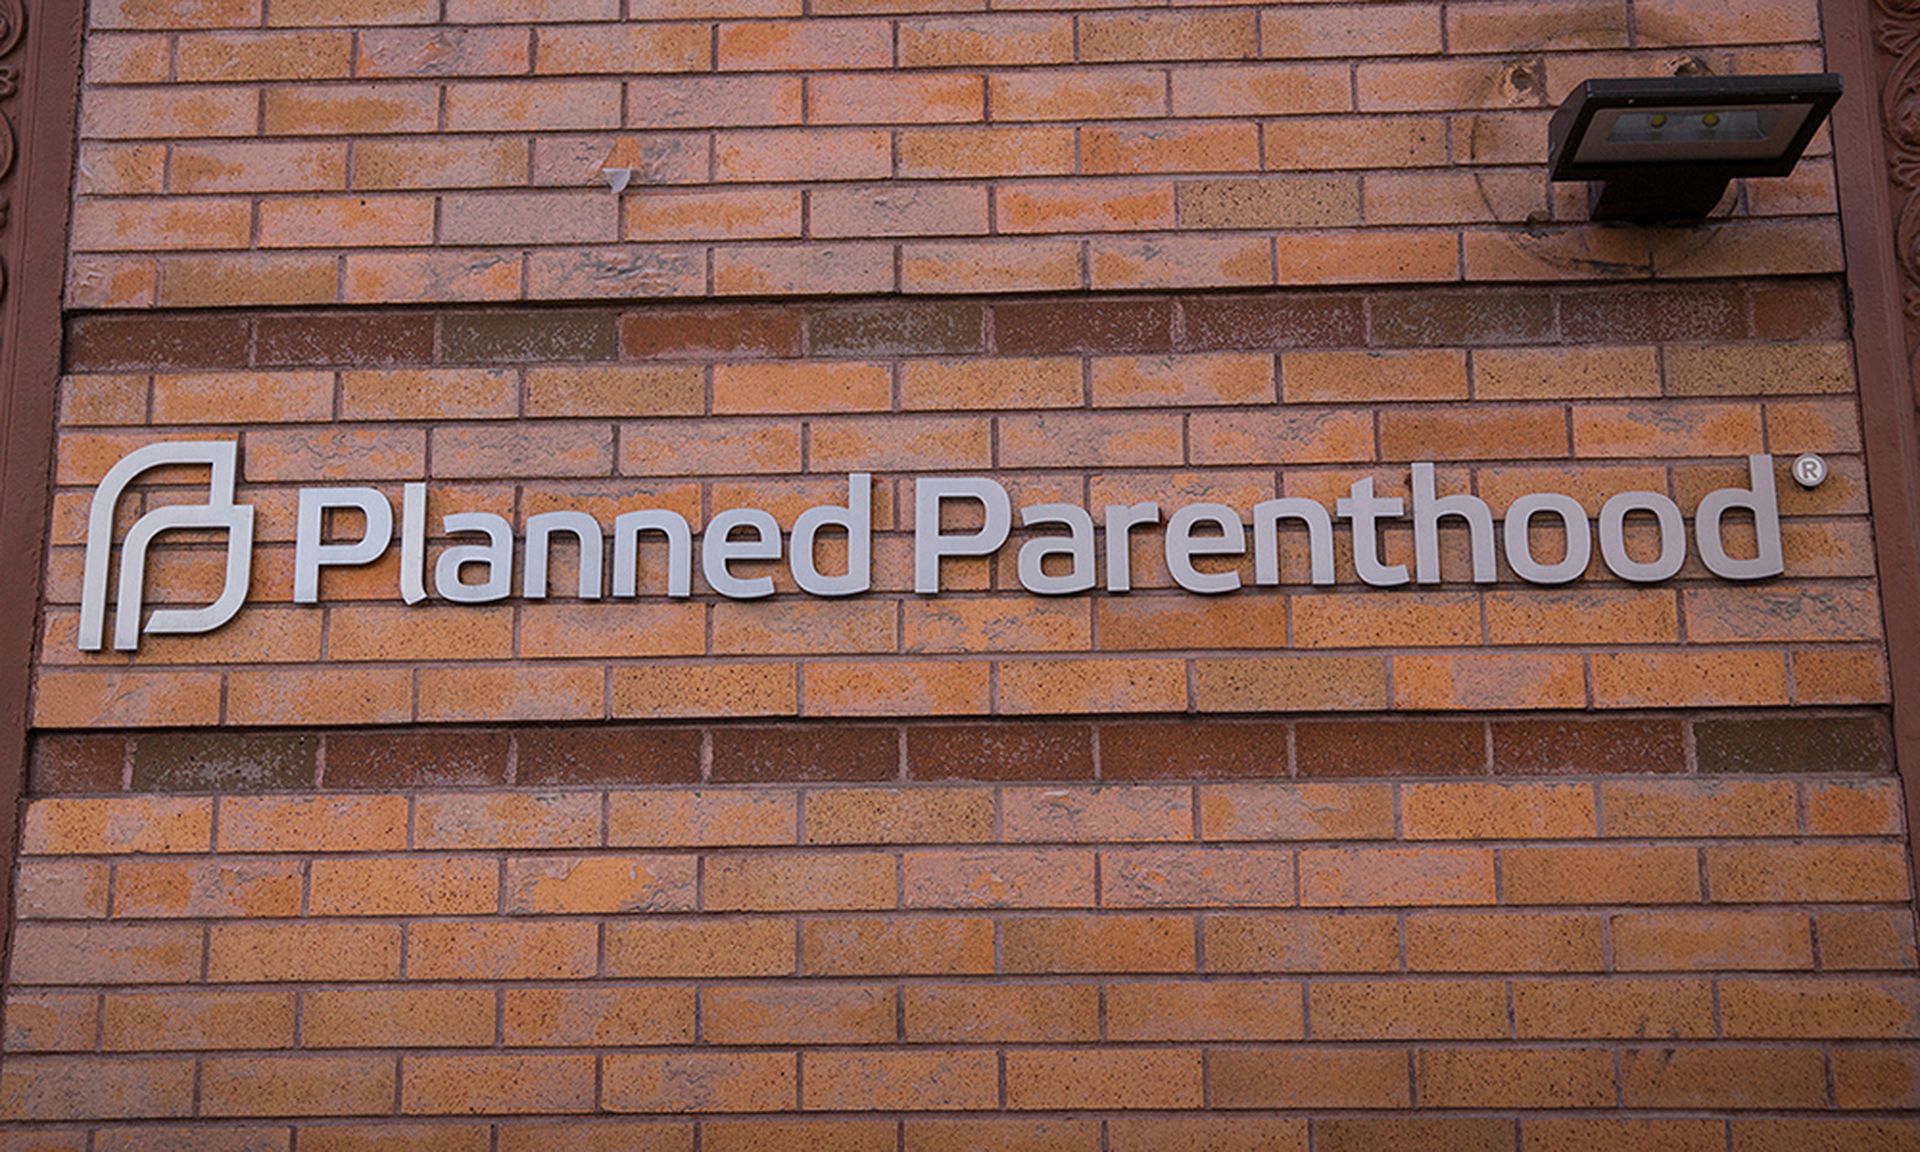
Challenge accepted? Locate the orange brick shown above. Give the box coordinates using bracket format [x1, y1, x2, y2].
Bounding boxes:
[1083, 122, 1260, 174]
[714, 128, 891, 182]
[1007, 1049, 1202, 1109]
[309, 856, 499, 917]
[911, 1118, 1103, 1151]
[1709, 843, 1910, 903]
[703, 984, 893, 1045]
[503, 986, 694, 1048]
[805, 1051, 998, 1110]
[1818, 908, 1919, 970]
[1832, 1047, 1920, 1109]
[1381, 405, 1569, 460]
[1805, 779, 1904, 835]
[1720, 977, 1920, 1039]
[4, 993, 98, 1053]
[1102, 847, 1295, 908]
[15, 860, 104, 920]
[803, 661, 992, 717]
[1402, 782, 1596, 839]
[1108, 980, 1303, 1041]
[903, 984, 1098, 1043]
[802, 917, 995, 976]
[707, 1121, 890, 1152]
[1188, 407, 1375, 464]
[1001, 785, 1189, 843]
[0, 1055, 195, 1121]
[328, 605, 513, 661]
[1394, 652, 1587, 709]
[1284, 349, 1466, 402]
[505, 854, 696, 914]
[112, 858, 302, 918]
[1301, 847, 1495, 906]
[1263, 3, 1440, 56]
[607, 919, 797, 977]
[1620, 1045, 1827, 1109]
[1514, 978, 1715, 1040]
[304, 988, 497, 1049]
[810, 73, 984, 124]
[538, 23, 710, 72]
[608, 790, 795, 847]
[1004, 913, 1194, 973]
[442, 79, 620, 131]
[353, 138, 529, 190]
[899, 358, 1081, 410]
[524, 365, 702, 418]
[32, 670, 221, 728]
[1205, 913, 1400, 973]
[407, 921, 599, 980]
[904, 848, 1095, 908]
[22, 797, 210, 856]
[72, 197, 253, 253]
[1080, 10, 1255, 60]
[262, 83, 438, 135]
[83, 87, 259, 139]
[207, 923, 401, 982]
[1195, 655, 1391, 712]
[101, 990, 295, 1051]
[712, 361, 890, 415]
[1476, 345, 1661, 398]
[1309, 979, 1508, 1039]
[899, 126, 1075, 178]
[1730, 1119, 1920, 1152]
[806, 788, 995, 845]
[997, 658, 1186, 714]
[1602, 779, 1797, 837]
[415, 792, 599, 849]
[614, 664, 799, 719]
[1610, 909, 1814, 971]
[340, 369, 518, 420]
[704, 851, 895, 912]
[1199, 783, 1394, 841]
[305, 1125, 492, 1152]
[1592, 650, 1790, 707]
[219, 795, 407, 852]
[998, 180, 1176, 234]
[1211, 1047, 1411, 1108]
[1093, 353, 1274, 407]
[1418, 1047, 1614, 1108]
[1264, 115, 1446, 170]
[1485, 588, 1679, 644]
[604, 1052, 796, 1112]
[1407, 911, 1604, 972]
[403, 1054, 596, 1115]
[201, 1055, 396, 1117]
[1501, 845, 1702, 904]
[990, 68, 1166, 120]
[898, 15, 1073, 66]
[627, 188, 802, 242]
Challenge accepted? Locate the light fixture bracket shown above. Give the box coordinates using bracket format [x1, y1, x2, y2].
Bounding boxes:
[1547, 73, 1843, 225]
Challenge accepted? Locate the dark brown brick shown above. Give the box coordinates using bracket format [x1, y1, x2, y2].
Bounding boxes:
[1099, 720, 1289, 779]
[1750, 278, 1848, 340]
[621, 306, 804, 360]
[1558, 283, 1749, 343]
[324, 729, 509, 788]
[908, 722, 1095, 781]
[1295, 720, 1487, 777]
[1492, 718, 1687, 776]
[28, 735, 128, 794]
[1694, 714, 1894, 774]
[1369, 288, 1556, 346]
[66, 314, 249, 372]
[808, 302, 985, 356]
[711, 725, 900, 783]
[517, 726, 701, 785]
[1316, 1118, 1515, 1152]
[992, 300, 1174, 355]
[254, 312, 436, 367]
[131, 732, 317, 792]
[1179, 294, 1367, 350]
[440, 310, 618, 363]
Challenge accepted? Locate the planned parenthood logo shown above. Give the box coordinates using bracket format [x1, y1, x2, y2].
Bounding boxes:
[81, 440, 1789, 653]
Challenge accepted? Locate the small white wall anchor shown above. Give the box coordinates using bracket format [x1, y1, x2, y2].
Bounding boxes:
[603, 167, 634, 194]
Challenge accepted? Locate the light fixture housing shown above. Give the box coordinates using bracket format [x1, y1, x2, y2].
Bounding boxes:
[1547, 73, 1842, 225]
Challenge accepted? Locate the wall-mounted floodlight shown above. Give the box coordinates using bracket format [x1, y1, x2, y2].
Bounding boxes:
[1548, 73, 1842, 225]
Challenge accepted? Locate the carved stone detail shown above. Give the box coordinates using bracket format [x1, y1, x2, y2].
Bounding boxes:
[0, 0, 22, 307]
[1874, 0, 1920, 387]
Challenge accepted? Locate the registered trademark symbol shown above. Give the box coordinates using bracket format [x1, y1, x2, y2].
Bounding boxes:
[1792, 453, 1829, 489]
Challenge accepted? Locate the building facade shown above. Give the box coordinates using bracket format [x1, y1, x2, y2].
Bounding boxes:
[2, 0, 1920, 1146]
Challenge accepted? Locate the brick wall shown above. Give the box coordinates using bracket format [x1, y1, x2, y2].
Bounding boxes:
[12, 0, 1920, 1144]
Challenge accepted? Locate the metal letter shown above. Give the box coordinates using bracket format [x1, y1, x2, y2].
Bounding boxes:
[1165, 503, 1246, 595]
[294, 488, 394, 605]
[914, 478, 1011, 595]
[791, 473, 873, 597]
[1102, 502, 1159, 593]
[1412, 462, 1496, 584]
[434, 512, 513, 603]
[612, 510, 693, 598]
[704, 508, 781, 600]
[1503, 493, 1592, 585]
[524, 511, 605, 599]
[1252, 498, 1335, 587]
[1018, 503, 1096, 595]
[1696, 454, 1784, 581]
[81, 441, 255, 651]
[1598, 491, 1687, 582]
[1336, 478, 1410, 587]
